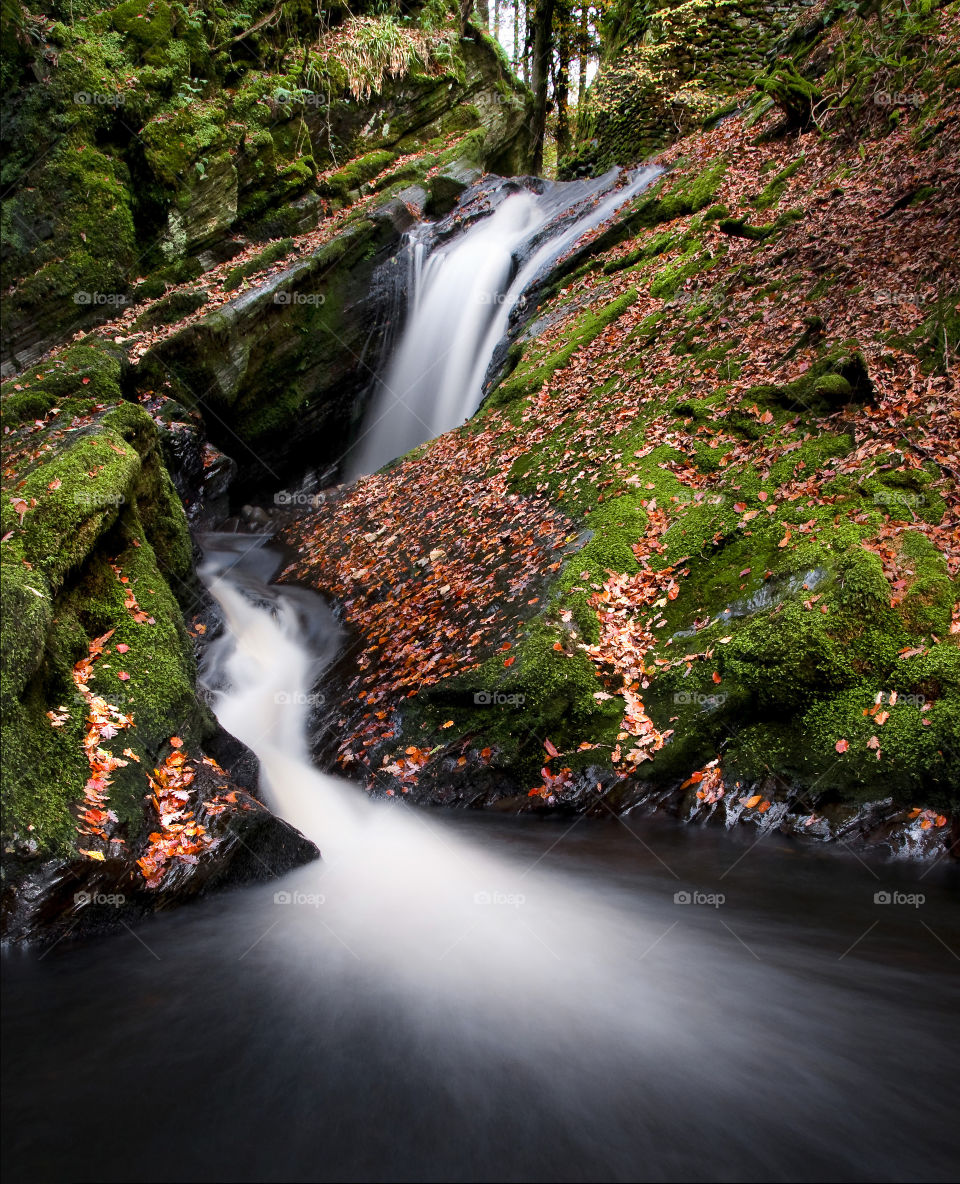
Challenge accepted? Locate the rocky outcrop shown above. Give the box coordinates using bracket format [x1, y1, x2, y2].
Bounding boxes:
[133, 195, 425, 496]
[1, 4, 531, 372]
[0, 344, 317, 944]
[565, 0, 812, 176]
[277, 4, 959, 860]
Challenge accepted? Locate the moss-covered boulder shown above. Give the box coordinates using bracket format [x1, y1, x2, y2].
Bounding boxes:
[0, 341, 318, 941]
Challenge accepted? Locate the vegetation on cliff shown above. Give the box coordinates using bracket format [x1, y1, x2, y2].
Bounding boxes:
[1, 0, 958, 940]
[280, 0, 959, 849]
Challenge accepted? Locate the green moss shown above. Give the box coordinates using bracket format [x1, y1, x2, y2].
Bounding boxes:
[319, 149, 397, 202]
[489, 288, 639, 409]
[649, 242, 713, 299]
[223, 238, 295, 292]
[408, 621, 623, 784]
[716, 217, 775, 240]
[110, 0, 174, 51]
[753, 158, 804, 210]
[134, 287, 209, 328]
[1, 389, 203, 858]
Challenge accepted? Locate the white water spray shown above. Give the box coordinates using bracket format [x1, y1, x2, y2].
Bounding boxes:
[350, 165, 662, 476]
[199, 536, 654, 1004]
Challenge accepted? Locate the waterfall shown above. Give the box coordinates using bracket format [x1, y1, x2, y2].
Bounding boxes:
[197, 534, 663, 999]
[348, 164, 663, 476]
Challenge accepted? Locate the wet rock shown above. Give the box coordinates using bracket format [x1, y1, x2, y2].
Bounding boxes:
[1, 765, 319, 948]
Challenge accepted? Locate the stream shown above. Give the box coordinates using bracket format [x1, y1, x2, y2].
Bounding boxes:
[3, 536, 957, 1182]
[3, 170, 958, 1184]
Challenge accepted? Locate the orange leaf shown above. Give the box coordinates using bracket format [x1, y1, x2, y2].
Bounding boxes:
[835, 738, 849, 753]
[504, 656, 515, 667]
[544, 738, 559, 758]
[169, 736, 183, 748]
[743, 794, 762, 808]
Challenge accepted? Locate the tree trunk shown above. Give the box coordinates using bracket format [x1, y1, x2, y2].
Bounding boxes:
[525, 0, 534, 83]
[530, 0, 555, 174]
[555, 15, 570, 159]
[494, 0, 500, 41]
[459, 0, 472, 35]
[477, 0, 490, 29]
[514, 0, 520, 74]
[577, 3, 589, 107]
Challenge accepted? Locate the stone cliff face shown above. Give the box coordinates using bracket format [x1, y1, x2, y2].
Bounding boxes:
[0, 2, 533, 941]
[564, 0, 813, 176]
[1, 2, 531, 372]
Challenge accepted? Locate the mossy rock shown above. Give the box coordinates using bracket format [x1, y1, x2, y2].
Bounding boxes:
[134, 288, 210, 329]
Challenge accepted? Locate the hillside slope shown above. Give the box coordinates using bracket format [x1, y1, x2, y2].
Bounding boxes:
[280, 0, 960, 857]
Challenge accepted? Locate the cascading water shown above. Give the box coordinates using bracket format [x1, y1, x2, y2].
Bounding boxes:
[349, 165, 662, 476]
[197, 534, 656, 984]
[5, 173, 956, 1184]
[116, 532, 957, 1184]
